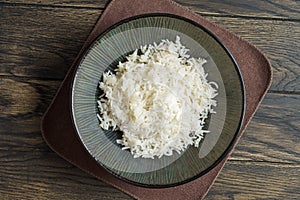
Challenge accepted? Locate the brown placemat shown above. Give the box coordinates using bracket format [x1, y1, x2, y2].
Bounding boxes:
[41, 0, 272, 199]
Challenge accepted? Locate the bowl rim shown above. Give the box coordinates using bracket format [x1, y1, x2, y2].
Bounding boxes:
[70, 13, 246, 188]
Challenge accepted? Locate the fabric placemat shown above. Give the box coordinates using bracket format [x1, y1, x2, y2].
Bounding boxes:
[41, 0, 272, 199]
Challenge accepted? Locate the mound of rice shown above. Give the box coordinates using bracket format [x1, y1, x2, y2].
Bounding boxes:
[97, 36, 218, 158]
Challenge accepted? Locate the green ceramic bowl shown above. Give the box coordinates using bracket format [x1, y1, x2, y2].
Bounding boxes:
[71, 14, 245, 187]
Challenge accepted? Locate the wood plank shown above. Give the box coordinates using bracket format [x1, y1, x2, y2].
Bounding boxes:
[1, 0, 300, 19]
[207, 162, 300, 200]
[0, 5, 100, 79]
[1, 5, 299, 92]
[0, 78, 59, 135]
[0, 77, 299, 163]
[179, 0, 300, 19]
[0, 151, 132, 199]
[230, 93, 300, 163]
[0, 148, 298, 200]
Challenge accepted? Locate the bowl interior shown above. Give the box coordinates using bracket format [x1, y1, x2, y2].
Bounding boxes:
[71, 14, 244, 187]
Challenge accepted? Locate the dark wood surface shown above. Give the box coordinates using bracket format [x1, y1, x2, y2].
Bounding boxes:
[0, 0, 299, 199]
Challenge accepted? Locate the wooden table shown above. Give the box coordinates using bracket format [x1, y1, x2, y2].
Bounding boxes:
[1, 0, 299, 199]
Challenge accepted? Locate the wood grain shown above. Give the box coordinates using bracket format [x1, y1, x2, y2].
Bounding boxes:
[0, 5, 99, 80]
[0, 149, 298, 200]
[231, 93, 300, 163]
[1, 5, 299, 92]
[178, 0, 300, 19]
[207, 162, 300, 200]
[0, 78, 59, 136]
[0, 150, 132, 200]
[1, 0, 300, 19]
